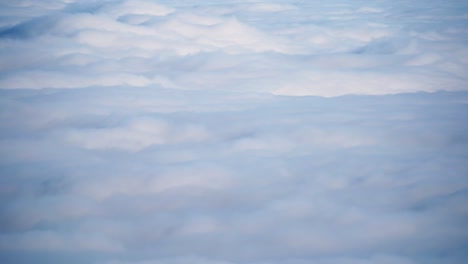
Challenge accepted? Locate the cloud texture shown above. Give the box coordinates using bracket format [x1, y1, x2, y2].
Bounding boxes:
[1, 0, 468, 95]
[0, 0, 468, 264]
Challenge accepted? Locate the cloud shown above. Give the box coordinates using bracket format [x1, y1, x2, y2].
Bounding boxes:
[97, 0, 175, 19]
[1, 88, 468, 263]
[64, 117, 209, 151]
[0, 230, 123, 252]
[246, 3, 296, 13]
[1, 1, 468, 264]
[1, 0, 467, 94]
[0, 71, 154, 89]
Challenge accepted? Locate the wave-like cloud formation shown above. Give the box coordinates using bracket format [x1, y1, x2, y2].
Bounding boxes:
[0, 1, 468, 264]
[1, 88, 467, 264]
[1, 0, 468, 95]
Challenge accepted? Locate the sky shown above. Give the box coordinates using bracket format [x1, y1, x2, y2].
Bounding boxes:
[0, 0, 468, 263]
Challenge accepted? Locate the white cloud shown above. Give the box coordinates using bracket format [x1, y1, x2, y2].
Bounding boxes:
[97, 0, 175, 19]
[0, 71, 153, 89]
[2, 87, 467, 264]
[1, 1, 468, 264]
[1, 0, 467, 94]
[65, 117, 209, 151]
[247, 3, 296, 12]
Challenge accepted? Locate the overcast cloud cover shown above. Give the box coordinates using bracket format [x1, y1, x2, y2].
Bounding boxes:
[0, 0, 468, 263]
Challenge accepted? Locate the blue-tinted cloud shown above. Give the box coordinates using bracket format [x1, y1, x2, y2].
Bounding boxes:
[1, 88, 467, 263]
[1, 0, 468, 95]
[1, 1, 468, 264]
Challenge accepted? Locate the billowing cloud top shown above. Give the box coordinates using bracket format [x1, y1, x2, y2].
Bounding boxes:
[1, 1, 468, 264]
[1, 0, 468, 95]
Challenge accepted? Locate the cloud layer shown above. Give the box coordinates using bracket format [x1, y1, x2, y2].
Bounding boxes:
[1, 88, 468, 264]
[0, 1, 468, 264]
[1, 0, 468, 95]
